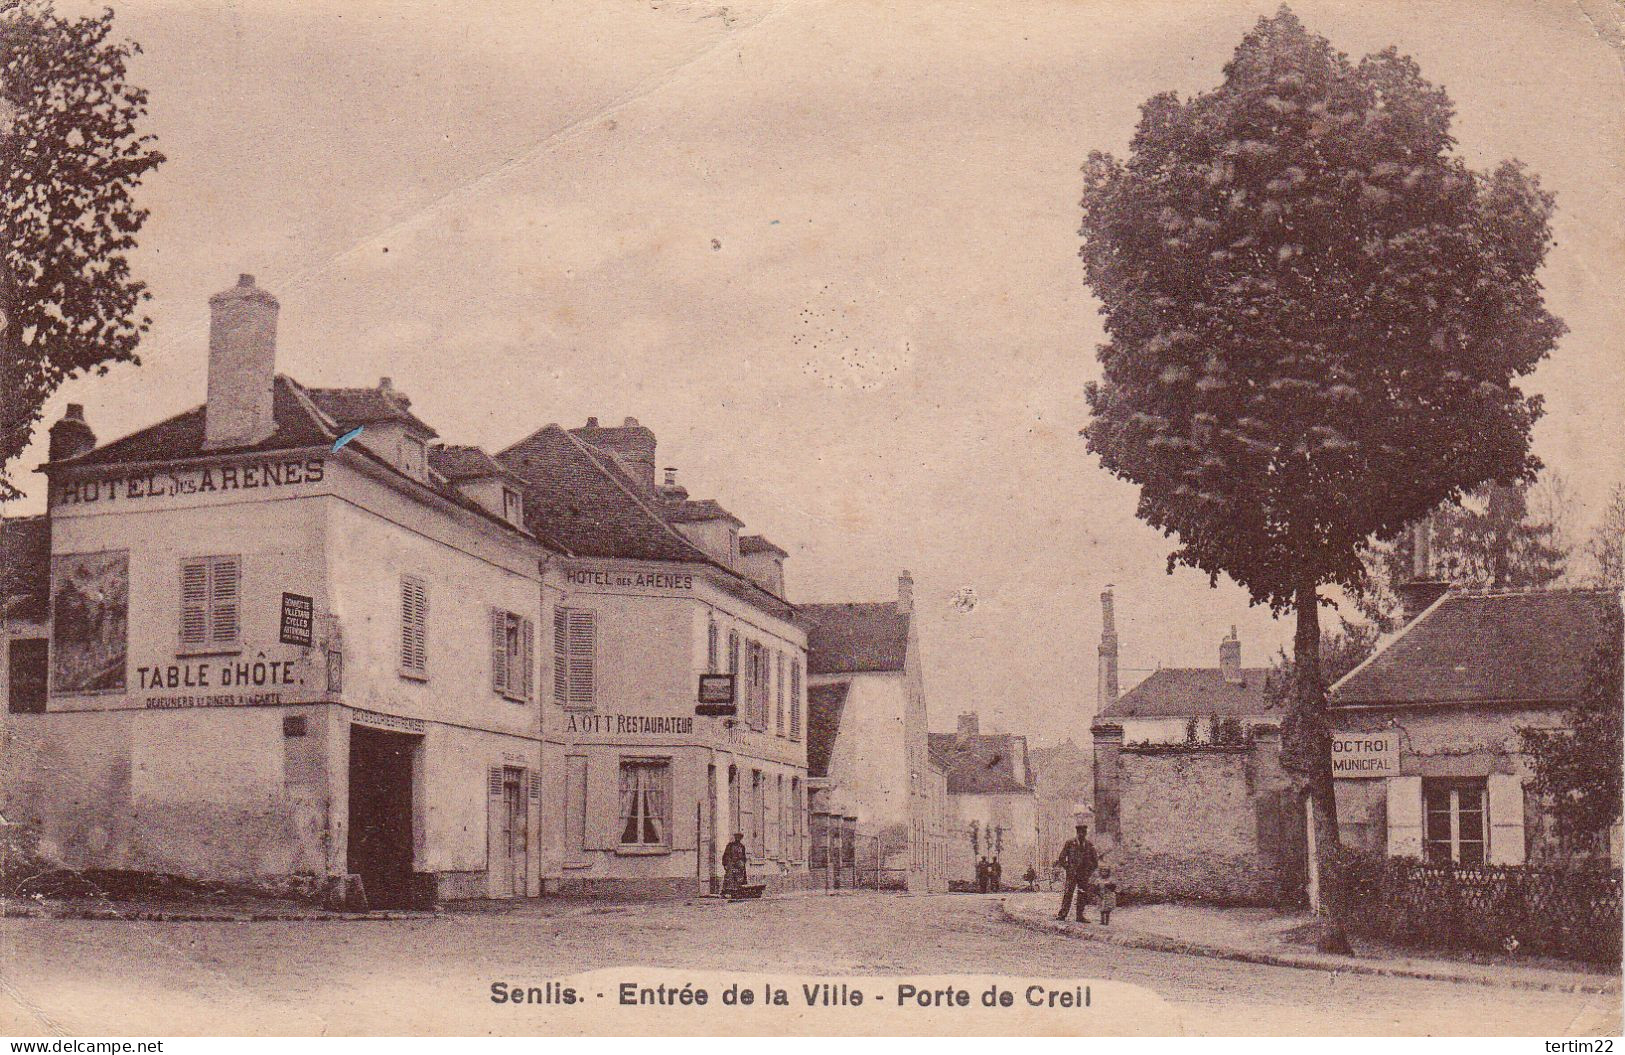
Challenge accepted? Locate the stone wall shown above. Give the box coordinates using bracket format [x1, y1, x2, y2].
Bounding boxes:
[1092, 726, 1306, 906]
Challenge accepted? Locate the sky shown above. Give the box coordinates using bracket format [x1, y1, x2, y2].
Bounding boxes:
[11, 0, 1625, 743]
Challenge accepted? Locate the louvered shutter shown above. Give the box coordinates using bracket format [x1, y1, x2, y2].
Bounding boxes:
[400, 579, 415, 669]
[490, 608, 508, 694]
[400, 576, 427, 673]
[567, 609, 595, 708]
[553, 607, 569, 703]
[488, 766, 504, 797]
[790, 659, 802, 739]
[209, 557, 240, 645]
[521, 618, 535, 700]
[180, 559, 209, 647]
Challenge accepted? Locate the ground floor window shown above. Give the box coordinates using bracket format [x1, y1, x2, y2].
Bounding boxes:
[1424, 778, 1486, 865]
[618, 759, 671, 847]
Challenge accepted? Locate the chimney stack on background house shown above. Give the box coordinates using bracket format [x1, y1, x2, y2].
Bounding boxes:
[1397, 516, 1451, 624]
[204, 274, 279, 451]
[1098, 587, 1120, 713]
[1220, 625, 1242, 684]
[957, 711, 979, 738]
[898, 570, 914, 616]
[571, 415, 657, 494]
[657, 467, 689, 503]
[48, 404, 96, 461]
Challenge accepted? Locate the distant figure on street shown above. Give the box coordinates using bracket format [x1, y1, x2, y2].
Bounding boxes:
[989, 858, 1002, 893]
[1054, 823, 1098, 923]
[722, 832, 747, 896]
[1098, 866, 1117, 926]
[975, 856, 990, 893]
[1022, 866, 1038, 892]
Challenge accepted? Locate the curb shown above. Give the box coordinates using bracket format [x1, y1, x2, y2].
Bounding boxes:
[995, 900, 1620, 996]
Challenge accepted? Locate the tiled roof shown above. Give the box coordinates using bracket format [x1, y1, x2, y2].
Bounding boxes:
[1333, 589, 1620, 707]
[65, 375, 335, 467]
[497, 425, 712, 563]
[739, 535, 786, 558]
[806, 680, 851, 779]
[305, 386, 437, 438]
[662, 498, 743, 526]
[1, 515, 49, 622]
[1100, 667, 1278, 719]
[429, 444, 509, 482]
[927, 732, 1036, 795]
[800, 602, 909, 675]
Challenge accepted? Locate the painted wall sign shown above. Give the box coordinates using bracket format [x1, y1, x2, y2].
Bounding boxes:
[136, 657, 298, 692]
[1331, 731, 1399, 777]
[562, 563, 695, 593]
[351, 708, 426, 734]
[146, 692, 283, 710]
[280, 592, 314, 646]
[566, 713, 695, 736]
[53, 456, 326, 507]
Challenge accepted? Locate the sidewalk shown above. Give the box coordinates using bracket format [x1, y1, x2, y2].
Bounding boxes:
[999, 892, 1620, 994]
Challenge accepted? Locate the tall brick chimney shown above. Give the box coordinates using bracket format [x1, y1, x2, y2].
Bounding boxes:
[1220, 625, 1242, 684]
[571, 416, 657, 494]
[897, 570, 914, 616]
[47, 404, 96, 461]
[1097, 587, 1119, 713]
[204, 274, 279, 450]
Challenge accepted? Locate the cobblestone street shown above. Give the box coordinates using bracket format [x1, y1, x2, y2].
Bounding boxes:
[3, 893, 1617, 1036]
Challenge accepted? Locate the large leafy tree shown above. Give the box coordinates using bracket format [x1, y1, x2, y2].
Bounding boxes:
[0, 0, 163, 499]
[1079, 9, 1564, 948]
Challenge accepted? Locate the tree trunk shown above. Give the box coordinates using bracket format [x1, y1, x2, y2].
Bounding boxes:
[1293, 581, 1352, 954]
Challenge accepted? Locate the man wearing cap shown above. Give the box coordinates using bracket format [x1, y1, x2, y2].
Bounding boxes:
[1054, 822, 1098, 923]
[722, 832, 747, 897]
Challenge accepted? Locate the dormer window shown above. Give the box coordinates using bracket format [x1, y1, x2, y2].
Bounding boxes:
[399, 434, 427, 480]
[502, 486, 524, 529]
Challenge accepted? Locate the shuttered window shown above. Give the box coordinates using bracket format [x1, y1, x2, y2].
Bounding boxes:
[180, 555, 240, 650]
[789, 658, 802, 740]
[707, 620, 720, 674]
[399, 575, 428, 676]
[775, 652, 785, 735]
[491, 608, 534, 701]
[553, 607, 595, 709]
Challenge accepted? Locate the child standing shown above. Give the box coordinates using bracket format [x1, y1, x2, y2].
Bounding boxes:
[1097, 866, 1117, 925]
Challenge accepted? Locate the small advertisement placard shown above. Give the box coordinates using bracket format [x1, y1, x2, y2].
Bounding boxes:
[697, 673, 736, 716]
[280, 592, 315, 647]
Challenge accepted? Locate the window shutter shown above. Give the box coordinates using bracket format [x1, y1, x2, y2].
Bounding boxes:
[553, 607, 569, 703]
[488, 766, 504, 797]
[521, 618, 535, 700]
[180, 559, 208, 647]
[415, 579, 428, 672]
[567, 609, 595, 708]
[790, 659, 802, 739]
[209, 557, 240, 645]
[490, 608, 508, 694]
[401, 576, 427, 673]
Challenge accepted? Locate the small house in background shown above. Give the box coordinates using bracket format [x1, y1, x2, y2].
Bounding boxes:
[1091, 589, 1307, 906]
[929, 712, 1040, 885]
[1330, 584, 1623, 867]
[802, 573, 951, 892]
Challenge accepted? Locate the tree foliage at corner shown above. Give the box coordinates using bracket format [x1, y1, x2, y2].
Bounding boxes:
[1077, 8, 1563, 943]
[1519, 599, 1623, 847]
[0, 0, 163, 499]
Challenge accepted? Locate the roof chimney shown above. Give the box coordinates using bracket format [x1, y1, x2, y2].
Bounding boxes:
[47, 404, 96, 461]
[1220, 625, 1242, 684]
[957, 711, 979, 738]
[204, 273, 278, 450]
[571, 416, 657, 494]
[658, 467, 689, 503]
[1397, 517, 1450, 624]
[1098, 587, 1119, 712]
[898, 570, 914, 616]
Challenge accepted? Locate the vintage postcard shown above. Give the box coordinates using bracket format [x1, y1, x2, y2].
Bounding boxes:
[0, 0, 1621, 1042]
